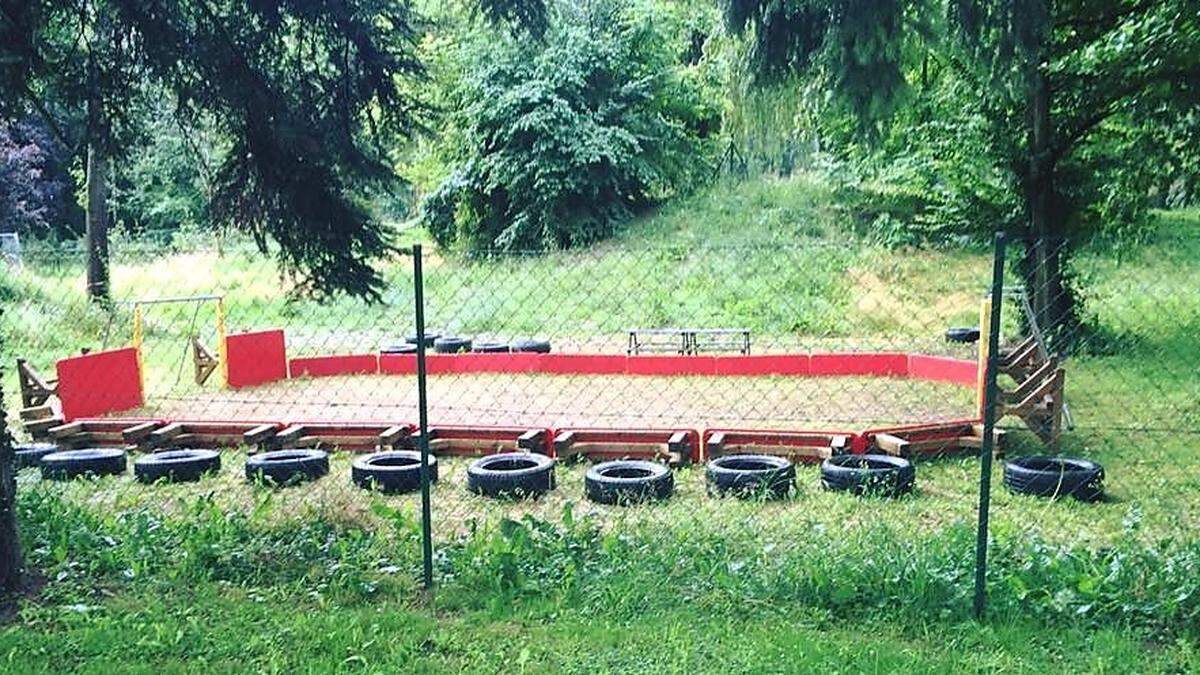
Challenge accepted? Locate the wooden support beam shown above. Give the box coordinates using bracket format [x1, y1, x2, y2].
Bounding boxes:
[517, 429, 546, 452]
[121, 421, 160, 443]
[244, 424, 279, 446]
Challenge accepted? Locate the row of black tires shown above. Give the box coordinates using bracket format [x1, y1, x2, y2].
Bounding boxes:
[380, 333, 551, 355]
[16, 443, 1105, 502]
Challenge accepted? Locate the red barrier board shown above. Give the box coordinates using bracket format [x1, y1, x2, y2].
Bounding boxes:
[225, 329, 287, 388]
[907, 355, 977, 386]
[538, 353, 628, 374]
[378, 353, 417, 375]
[626, 355, 717, 376]
[289, 354, 378, 378]
[809, 352, 908, 376]
[714, 354, 810, 376]
[56, 347, 143, 420]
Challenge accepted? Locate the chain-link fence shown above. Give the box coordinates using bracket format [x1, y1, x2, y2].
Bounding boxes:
[2, 230, 1197, 617]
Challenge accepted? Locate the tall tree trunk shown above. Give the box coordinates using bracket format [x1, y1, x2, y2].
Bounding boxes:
[85, 58, 110, 302]
[1020, 4, 1076, 347]
[0, 373, 23, 593]
[85, 131, 110, 301]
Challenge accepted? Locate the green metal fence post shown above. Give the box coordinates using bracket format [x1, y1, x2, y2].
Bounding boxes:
[413, 244, 434, 589]
[974, 231, 1007, 620]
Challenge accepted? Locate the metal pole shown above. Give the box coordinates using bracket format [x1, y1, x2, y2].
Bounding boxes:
[413, 245, 434, 589]
[974, 231, 1007, 620]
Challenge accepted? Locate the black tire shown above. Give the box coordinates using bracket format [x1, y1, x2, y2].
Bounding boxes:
[41, 448, 127, 480]
[706, 454, 795, 499]
[945, 327, 981, 343]
[434, 336, 472, 354]
[380, 343, 417, 354]
[467, 452, 555, 499]
[472, 341, 511, 353]
[821, 454, 915, 497]
[352, 451, 437, 494]
[512, 339, 552, 354]
[245, 449, 329, 486]
[1003, 455, 1104, 502]
[135, 449, 221, 484]
[405, 332, 441, 347]
[14, 442, 59, 469]
[585, 460, 673, 505]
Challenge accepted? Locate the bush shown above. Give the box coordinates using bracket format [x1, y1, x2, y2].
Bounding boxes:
[422, 1, 715, 250]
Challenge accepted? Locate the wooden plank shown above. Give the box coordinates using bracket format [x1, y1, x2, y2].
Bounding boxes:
[20, 405, 55, 421]
[122, 421, 161, 443]
[552, 430, 577, 455]
[517, 429, 546, 452]
[150, 422, 184, 442]
[244, 424, 278, 445]
[379, 425, 409, 445]
[873, 432, 910, 456]
[49, 421, 84, 439]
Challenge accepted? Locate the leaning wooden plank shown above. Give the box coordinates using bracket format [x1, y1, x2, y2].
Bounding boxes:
[122, 421, 161, 443]
[20, 405, 55, 421]
[150, 422, 185, 442]
[244, 424, 279, 445]
[379, 425, 409, 445]
[49, 421, 85, 439]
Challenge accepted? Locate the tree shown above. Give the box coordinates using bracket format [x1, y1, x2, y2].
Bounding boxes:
[724, 0, 1200, 341]
[0, 370, 20, 594]
[422, 0, 714, 250]
[1, 0, 427, 301]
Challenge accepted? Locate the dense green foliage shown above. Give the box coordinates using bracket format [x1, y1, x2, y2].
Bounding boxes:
[422, 1, 717, 250]
[2, 0, 428, 299]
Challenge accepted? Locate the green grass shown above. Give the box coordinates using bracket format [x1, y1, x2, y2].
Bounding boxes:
[2, 179, 1199, 671]
[4, 585, 1195, 673]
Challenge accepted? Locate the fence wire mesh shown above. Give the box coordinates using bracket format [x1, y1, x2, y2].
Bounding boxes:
[1, 230, 1198, 603]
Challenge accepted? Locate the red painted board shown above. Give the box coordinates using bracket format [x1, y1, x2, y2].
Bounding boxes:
[538, 354, 628, 375]
[809, 352, 909, 377]
[56, 347, 143, 420]
[714, 355, 810, 376]
[907, 355, 977, 386]
[379, 353, 417, 375]
[626, 355, 716, 376]
[225, 329, 288, 388]
[289, 354, 378, 378]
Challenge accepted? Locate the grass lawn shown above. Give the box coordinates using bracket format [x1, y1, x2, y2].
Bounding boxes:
[4, 585, 1194, 673]
[2, 175, 1198, 671]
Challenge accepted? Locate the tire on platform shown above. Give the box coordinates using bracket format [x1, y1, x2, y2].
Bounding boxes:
[820, 454, 915, 497]
[467, 452, 555, 499]
[706, 454, 795, 499]
[433, 336, 472, 354]
[380, 343, 417, 354]
[14, 442, 59, 469]
[41, 448, 127, 480]
[1003, 455, 1104, 502]
[512, 339, 551, 354]
[352, 451, 437, 494]
[245, 449, 329, 486]
[586, 460, 673, 505]
[405, 332, 442, 348]
[472, 341, 511, 353]
[135, 449, 221, 484]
